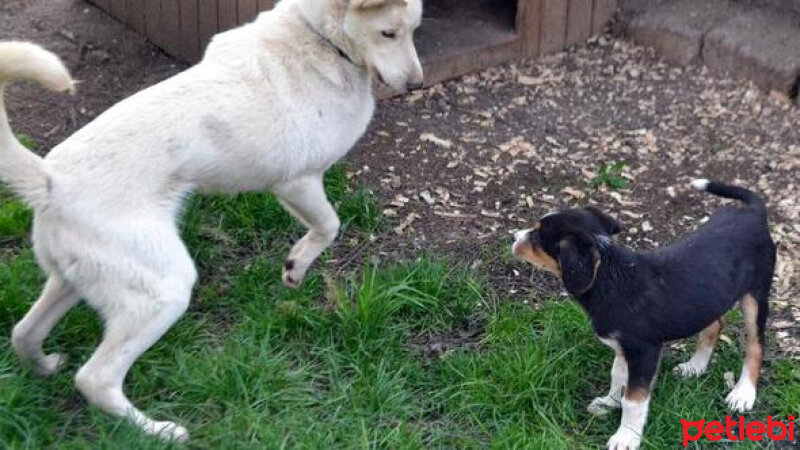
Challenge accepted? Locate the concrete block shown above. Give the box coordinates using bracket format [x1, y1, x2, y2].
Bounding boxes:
[703, 7, 800, 96]
[628, 0, 740, 65]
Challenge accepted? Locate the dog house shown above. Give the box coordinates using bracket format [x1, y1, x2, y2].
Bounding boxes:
[88, 0, 617, 85]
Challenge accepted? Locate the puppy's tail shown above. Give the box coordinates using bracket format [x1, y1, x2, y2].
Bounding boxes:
[0, 42, 75, 208]
[691, 179, 767, 214]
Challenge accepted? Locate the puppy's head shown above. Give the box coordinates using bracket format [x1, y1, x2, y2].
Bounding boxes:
[512, 207, 623, 295]
[344, 0, 424, 93]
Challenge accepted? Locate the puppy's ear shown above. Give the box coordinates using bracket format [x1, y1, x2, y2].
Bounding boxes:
[585, 206, 624, 235]
[558, 232, 601, 295]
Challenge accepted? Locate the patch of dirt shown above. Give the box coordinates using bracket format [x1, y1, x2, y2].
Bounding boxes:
[410, 315, 485, 359]
[2, 1, 798, 357]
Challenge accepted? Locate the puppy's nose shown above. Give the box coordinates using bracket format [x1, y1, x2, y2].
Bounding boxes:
[406, 80, 424, 91]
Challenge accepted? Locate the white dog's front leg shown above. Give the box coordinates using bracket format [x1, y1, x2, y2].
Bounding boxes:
[275, 175, 340, 288]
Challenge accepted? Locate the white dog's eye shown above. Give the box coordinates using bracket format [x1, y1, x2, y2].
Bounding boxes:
[381, 31, 397, 39]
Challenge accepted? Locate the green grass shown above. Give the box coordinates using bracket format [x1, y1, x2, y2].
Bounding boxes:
[0, 166, 797, 449]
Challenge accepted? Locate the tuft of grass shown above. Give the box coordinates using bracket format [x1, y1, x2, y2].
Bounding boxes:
[325, 166, 382, 233]
[0, 188, 32, 243]
[15, 134, 36, 151]
[592, 161, 629, 190]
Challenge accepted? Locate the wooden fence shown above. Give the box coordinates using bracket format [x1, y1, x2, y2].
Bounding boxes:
[88, 0, 617, 86]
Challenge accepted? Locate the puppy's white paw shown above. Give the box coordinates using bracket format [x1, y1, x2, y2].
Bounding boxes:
[32, 353, 68, 376]
[282, 259, 307, 288]
[607, 429, 642, 450]
[675, 360, 708, 378]
[588, 396, 620, 416]
[726, 382, 756, 412]
[145, 421, 190, 443]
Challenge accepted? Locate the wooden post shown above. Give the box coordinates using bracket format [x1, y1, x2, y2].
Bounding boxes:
[540, 0, 568, 55]
[125, 0, 146, 33]
[237, 0, 257, 24]
[160, 0, 181, 56]
[567, 0, 594, 46]
[517, 0, 542, 57]
[592, 0, 617, 34]
[180, 0, 201, 62]
[218, 0, 238, 32]
[144, 0, 164, 48]
[257, 0, 275, 12]
[199, 0, 219, 54]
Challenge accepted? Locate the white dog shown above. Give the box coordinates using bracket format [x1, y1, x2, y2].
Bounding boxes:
[0, 0, 423, 441]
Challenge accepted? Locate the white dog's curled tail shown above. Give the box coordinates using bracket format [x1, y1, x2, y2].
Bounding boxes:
[0, 42, 75, 208]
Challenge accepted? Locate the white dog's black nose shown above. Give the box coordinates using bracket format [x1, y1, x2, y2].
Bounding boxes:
[406, 80, 424, 91]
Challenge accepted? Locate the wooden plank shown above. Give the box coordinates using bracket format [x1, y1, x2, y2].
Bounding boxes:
[257, 0, 275, 12]
[567, 0, 593, 46]
[199, 0, 219, 54]
[126, 0, 146, 33]
[592, 0, 617, 34]
[180, 0, 201, 62]
[540, 0, 568, 55]
[160, 0, 182, 56]
[144, 0, 164, 47]
[411, 39, 519, 98]
[111, 0, 127, 23]
[516, 0, 542, 57]
[237, 0, 257, 24]
[218, 0, 238, 32]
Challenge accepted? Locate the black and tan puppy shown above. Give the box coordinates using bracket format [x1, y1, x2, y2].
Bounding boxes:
[512, 180, 776, 450]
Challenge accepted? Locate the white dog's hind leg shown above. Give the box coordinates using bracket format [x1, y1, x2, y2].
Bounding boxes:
[275, 175, 340, 288]
[74, 248, 196, 442]
[12, 276, 81, 376]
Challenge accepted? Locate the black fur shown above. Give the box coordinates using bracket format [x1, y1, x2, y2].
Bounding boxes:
[522, 181, 776, 394]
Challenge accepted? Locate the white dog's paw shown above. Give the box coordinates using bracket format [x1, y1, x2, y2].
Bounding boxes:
[588, 396, 620, 416]
[606, 429, 642, 450]
[145, 420, 190, 443]
[32, 353, 68, 376]
[282, 259, 307, 288]
[675, 360, 707, 378]
[726, 382, 756, 412]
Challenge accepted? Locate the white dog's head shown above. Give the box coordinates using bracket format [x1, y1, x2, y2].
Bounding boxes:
[344, 0, 424, 93]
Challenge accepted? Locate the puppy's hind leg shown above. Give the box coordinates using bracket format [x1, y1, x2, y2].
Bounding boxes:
[275, 175, 340, 288]
[675, 318, 724, 377]
[12, 276, 81, 376]
[726, 293, 766, 412]
[588, 350, 627, 416]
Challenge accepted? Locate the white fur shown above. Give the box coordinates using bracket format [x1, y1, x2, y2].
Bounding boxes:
[607, 397, 649, 450]
[512, 228, 531, 254]
[675, 344, 713, 377]
[1, 0, 423, 441]
[589, 338, 627, 415]
[726, 367, 757, 412]
[691, 178, 710, 191]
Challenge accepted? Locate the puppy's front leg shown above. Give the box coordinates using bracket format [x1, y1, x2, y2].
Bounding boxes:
[275, 175, 341, 288]
[607, 345, 661, 450]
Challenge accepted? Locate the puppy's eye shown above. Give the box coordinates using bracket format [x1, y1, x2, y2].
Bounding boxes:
[381, 31, 397, 39]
